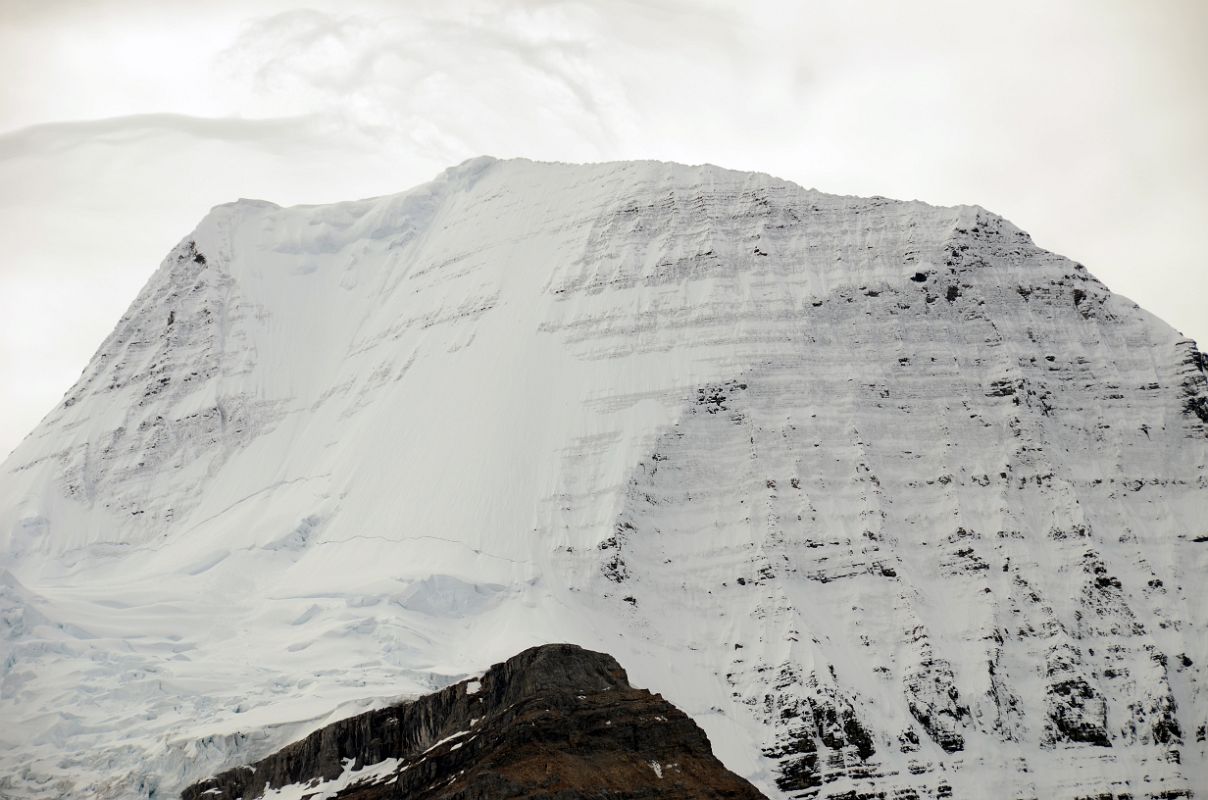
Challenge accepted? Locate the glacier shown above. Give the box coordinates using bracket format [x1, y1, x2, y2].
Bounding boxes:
[0, 156, 1205, 799]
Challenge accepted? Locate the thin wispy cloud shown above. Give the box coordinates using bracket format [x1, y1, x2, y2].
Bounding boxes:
[216, 5, 629, 161]
[0, 113, 323, 159]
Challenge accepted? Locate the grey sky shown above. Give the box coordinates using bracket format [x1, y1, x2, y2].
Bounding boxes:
[2, 0, 1205, 457]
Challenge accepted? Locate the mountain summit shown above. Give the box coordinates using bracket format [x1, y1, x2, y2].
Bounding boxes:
[1, 157, 1205, 799]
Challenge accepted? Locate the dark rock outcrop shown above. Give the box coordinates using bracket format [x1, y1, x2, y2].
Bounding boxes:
[181, 643, 767, 800]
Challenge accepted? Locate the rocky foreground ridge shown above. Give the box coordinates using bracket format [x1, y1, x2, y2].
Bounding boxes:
[182, 644, 766, 800]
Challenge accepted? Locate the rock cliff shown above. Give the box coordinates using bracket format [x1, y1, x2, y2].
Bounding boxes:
[182, 643, 766, 800]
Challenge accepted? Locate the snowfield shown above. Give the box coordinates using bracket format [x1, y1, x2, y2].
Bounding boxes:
[1, 157, 1206, 799]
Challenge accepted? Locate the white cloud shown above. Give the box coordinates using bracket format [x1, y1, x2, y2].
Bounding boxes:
[0, 113, 323, 158]
[212, 4, 633, 162]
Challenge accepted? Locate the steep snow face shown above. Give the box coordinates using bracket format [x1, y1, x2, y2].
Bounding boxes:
[1, 157, 1206, 800]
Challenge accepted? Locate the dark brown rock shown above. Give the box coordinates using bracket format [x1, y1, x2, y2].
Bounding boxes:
[181, 643, 767, 800]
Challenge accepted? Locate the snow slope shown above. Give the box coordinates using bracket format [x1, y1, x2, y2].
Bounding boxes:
[1, 157, 1205, 799]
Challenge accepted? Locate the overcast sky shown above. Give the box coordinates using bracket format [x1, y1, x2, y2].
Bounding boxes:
[1, 0, 1205, 457]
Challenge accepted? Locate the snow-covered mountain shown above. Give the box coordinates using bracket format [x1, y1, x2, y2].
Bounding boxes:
[1, 157, 1205, 800]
